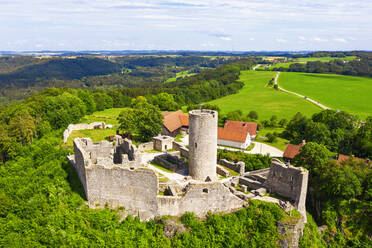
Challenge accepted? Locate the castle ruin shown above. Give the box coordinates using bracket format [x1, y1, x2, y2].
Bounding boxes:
[69, 109, 308, 223]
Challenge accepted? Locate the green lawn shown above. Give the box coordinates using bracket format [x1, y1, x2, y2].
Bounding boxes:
[208, 71, 321, 120]
[256, 127, 289, 151]
[65, 128, 117, 147]
[80, 108, 127, 124]
[279, 72, 372, 120]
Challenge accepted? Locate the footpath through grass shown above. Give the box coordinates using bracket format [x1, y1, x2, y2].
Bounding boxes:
[279, 72, 372, 120]
[208, 71, 321, 120]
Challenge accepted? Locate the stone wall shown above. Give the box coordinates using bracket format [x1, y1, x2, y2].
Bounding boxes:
[86, 166, 158, 215]
[138, 142, 154, 151]
[216, 165, 230, 177]
[157, 182, 245, 217]
[71, 136, 246, 221]
[219, 159, 245, 174]
[63, 122, 106, 143]
[263, 159, 308, 221]
[153, 136, 174, 152]
[188, 109, 218, 181]
[153, 154, 186, 172]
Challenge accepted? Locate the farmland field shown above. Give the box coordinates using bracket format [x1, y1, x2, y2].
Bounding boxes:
[293, 56, 357, 62]
[264, 56, 358, 70]
[278, 72, 372, 120]
[208, 71, 321, 120]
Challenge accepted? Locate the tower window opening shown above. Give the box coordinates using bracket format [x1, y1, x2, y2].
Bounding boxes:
[203, 188, 209, 193]
[195, 142, 197, 148]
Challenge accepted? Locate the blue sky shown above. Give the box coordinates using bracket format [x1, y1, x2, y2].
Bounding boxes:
[1, 0, 371, 51]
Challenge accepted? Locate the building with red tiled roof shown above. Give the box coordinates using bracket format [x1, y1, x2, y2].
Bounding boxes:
[337, 154, 370, 165]
[224, 120, 258, 139]
[283, 140, 306, 162]
[161, 110, 189, 137]
[217, 120, 258, 149]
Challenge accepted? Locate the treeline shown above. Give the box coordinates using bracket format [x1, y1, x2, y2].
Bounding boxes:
[283, 110, 372, 159]
[112, 55, 235, 68]
[277, 52, 372, 77]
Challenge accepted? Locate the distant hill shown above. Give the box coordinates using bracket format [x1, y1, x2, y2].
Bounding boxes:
[0, 57, 121, 88]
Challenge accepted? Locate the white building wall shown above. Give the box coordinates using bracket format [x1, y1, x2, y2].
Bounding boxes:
[218, 135, 251, 149]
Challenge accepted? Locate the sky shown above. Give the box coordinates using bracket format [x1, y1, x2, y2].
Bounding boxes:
[1, 0, 372, 51]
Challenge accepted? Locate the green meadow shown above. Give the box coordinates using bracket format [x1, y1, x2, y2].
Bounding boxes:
[293, 56, 357, 62]
[80, 108, 127, 124]
[65, 128, 118, 147]
[265, 56, 357, 70]
[208, 71, 321, 120]
[165, 70, 196, 82]
[279, 72, 372, 120]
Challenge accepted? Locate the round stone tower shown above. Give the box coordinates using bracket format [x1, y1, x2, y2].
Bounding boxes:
[188, 109, 217, 181]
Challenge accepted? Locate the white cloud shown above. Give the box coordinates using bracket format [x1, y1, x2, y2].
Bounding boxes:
[276, 38, 287, 43]
[312, 37, 328, 42]
[220, 36, 232, 41]
[298, 36, 306, 41]
[334, 38, 348, 43]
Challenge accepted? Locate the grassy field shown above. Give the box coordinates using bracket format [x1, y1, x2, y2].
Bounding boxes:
[264, 56, 357, 70]
[80, 108, 126, 124]
[65, 128, 117, 147]
[279, 72, 372, 120]
[208, 71, 321, 120]
[293, 56, 357, 62]
[256, 127, 289, 151]
[165, 70, 196, 82]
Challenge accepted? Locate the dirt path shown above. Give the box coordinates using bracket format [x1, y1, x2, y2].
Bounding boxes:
[274, 72, 330, 110]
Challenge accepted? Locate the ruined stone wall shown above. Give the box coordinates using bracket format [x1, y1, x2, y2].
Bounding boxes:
[153, 154, 186, 172]
[138, 142, 154, 152]
[72, 136, 245, 221]
[113, 136, 140, 167]
[63, 122, 106, 143]
[188, 109, 218, 181]
[157, 182, 245, 217]
[73, 138, 91, 194]
[219, 159, 245, 175]
[86, 166, 158, 215]
[263, 159, 308, 220]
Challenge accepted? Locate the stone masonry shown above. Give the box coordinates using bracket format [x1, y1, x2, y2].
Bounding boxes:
[70, 133, 244, 220]
[188, 109, 218, 181]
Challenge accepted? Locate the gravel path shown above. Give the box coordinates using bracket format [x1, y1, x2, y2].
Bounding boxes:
[274, 71, 330, 110]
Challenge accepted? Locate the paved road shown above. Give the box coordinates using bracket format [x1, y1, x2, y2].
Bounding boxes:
[274, 71, 330, 110]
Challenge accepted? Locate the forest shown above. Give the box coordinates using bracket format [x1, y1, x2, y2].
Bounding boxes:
[0, 55, 241, 105]
[0, 55, 371, 247]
